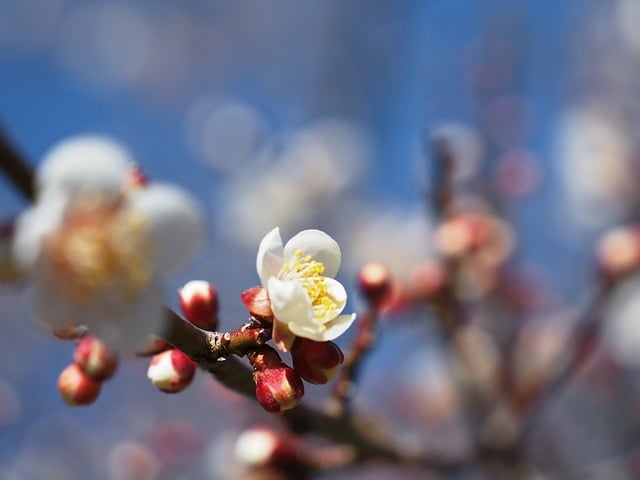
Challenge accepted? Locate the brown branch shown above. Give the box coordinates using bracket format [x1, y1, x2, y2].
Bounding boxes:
[0, 129, 35, 201]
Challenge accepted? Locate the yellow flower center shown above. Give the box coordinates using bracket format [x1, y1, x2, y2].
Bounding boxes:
[281, 249, 337, 322]
[43, 198, 153, 305]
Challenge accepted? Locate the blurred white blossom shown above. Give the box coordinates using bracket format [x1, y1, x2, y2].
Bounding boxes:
[12, 136, 204, 353]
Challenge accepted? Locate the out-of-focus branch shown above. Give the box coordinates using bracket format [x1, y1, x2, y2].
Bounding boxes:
[517, 283, 610, 441]
[328, 308, 379, 417]
[0, 129, 35, 201]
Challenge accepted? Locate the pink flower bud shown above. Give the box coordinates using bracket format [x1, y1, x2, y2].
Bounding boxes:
[58, 363, 102, 406]
[240, 286, 273, 320]
[147, 349, 197, 394]
[73, 335, 118, 381]
[254, 364, 304, 413]
[179, 280, 219, 330]
[291, 339, 344, 385]
[124, 164, 148, 189]
[409, 260, 446, 300]
[357, 262, 391, 308]
[234, 427, 300, 468]
[596, 226, 640, 279]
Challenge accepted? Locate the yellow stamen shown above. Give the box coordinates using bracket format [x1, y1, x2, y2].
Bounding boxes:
[280, 251, 337, 321]
[44, 199, 152, 305]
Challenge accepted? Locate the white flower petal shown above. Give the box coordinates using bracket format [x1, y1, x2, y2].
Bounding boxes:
[256, 227, 284, 287]
[283, 229, 341, 278]
[287, 313, 356, 342]
[37, 135, 131, 198]
[268, 277, 313, 326]
[130, 184, 205, 275]
[323, 277, 347, 318]
[287, 321, 324, 340]
[12, 194, 68, 270]
[84, 278, 166, 354]
[321, 314, 357, 341]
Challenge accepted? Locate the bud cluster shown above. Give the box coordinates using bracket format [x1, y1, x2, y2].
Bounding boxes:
[58, 335, 118, 406]
[241, 287, 347, 412]
[145, 280, 214, 394]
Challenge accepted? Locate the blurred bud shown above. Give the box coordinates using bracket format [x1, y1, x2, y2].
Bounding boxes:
[135, 335, 172, 357]
[357, 262, 391, 308]
[58, 363, 102, 406]
[596, 226, 640, 279]
[124, 164, 148, 189]
[409, 260, 447, 300]
[241, 286, 273, 320]
[291, 339, 344, 385]
[234, 426, 300, 468]
[179, 280, 219, 330]
[73, 335, 118, 381]
[436, 214, 488, 258]
[147, 349, 197, 394]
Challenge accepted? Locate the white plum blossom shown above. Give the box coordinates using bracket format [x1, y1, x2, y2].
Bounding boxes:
[12, 135, 204, 353]
[256, 227, 356, 351]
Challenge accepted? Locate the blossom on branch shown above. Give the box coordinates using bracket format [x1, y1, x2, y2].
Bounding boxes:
[256, 227, 356, 351]
[12, 135, 204, 353]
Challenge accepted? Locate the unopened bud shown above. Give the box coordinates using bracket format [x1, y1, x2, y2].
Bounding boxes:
[596, 226, 640, 279]
[234, 427, 299, 468]
[357, 262, 391, 308]
[147, 349, 197, 394]
[124, 164, 148, 189]
[240, 286, 273, 320]
[291, 339, 344, 385]
[254, 365, 304, 413]
[179, 280, 219, 330]
[436, 214, 488, 258]
[58, 363, 102, 406]
[73, 335, 118, 381]
[410, 260, 446, 299]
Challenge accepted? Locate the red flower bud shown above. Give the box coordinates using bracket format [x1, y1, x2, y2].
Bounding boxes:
[357, 262, 391, 308]
[179, 280, 219, 330]
[147, 349, 197, 394]
[73, 335, 118, 381]
[292, 339, 344, 385]
[240, 286, 273, 320]
[58, 363, 102, 406]
[254, 364, 304, 413]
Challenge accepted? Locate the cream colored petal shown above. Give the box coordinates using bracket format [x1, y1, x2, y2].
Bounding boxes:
[37, 135, 131, 198]
[283, 229, 341, 278]
[12, 194, 67, 270]
[84, 277, 166, 354]
[130, 184, 205, 275]
[322, 277, 347, 319]
[268, 277, 313, 326]
[256, 227, 284, 287]
[321, 313, 357, 341]
[288, 314, 356, 342]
